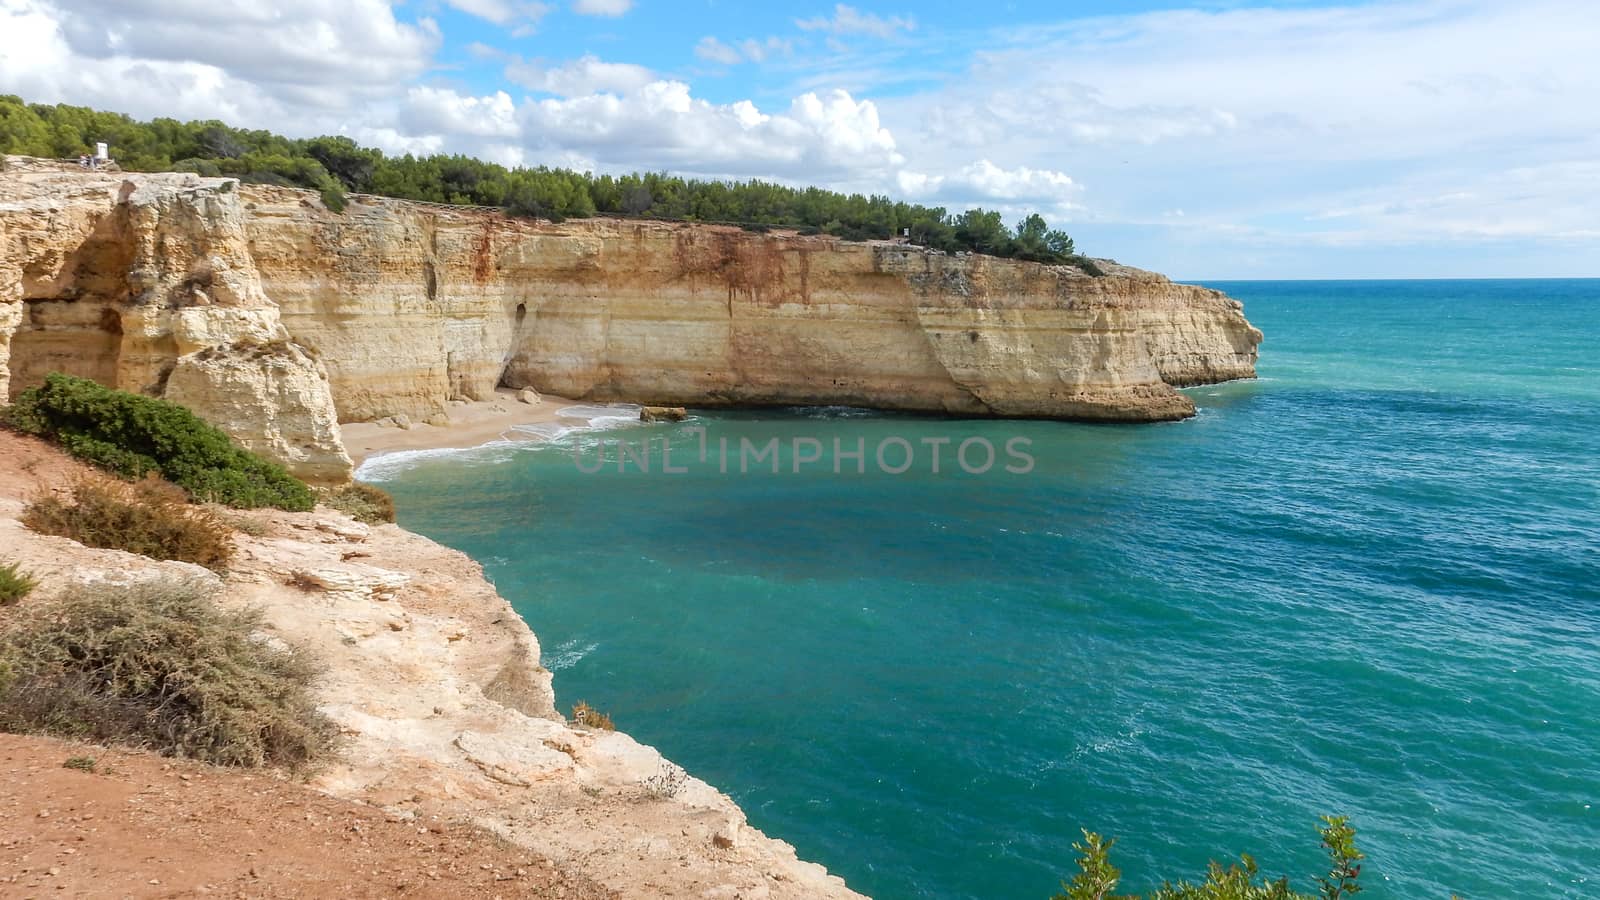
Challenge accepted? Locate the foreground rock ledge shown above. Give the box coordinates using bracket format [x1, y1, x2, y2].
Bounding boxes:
[0, 431, 863, 899]
[1, 158, 1262, 483]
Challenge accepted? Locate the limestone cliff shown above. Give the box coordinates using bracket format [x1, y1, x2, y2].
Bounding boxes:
[2, 159, 1260, 483]
[0, 159, 352, 482]
[247, 187, 1260, 425]
[0, 430, 860, 898]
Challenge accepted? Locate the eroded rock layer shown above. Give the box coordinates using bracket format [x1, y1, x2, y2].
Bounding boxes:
[246, 188, 1260, 426]
[2, 158, 1261, 479]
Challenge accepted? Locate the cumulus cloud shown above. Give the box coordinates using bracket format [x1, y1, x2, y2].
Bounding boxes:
[896, 160, 1081, 210]
[796, 4, 914, 38]
[48, 0, 437, 99]
[505, 54, 655, 96]
[397, 82, 903, 179]
[0, 0, 437, 121]
[401, 87, 519, 139]
[571, 0, 630, 17]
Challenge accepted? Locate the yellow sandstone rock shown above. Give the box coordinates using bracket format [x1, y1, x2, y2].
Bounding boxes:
[2, 157, 1261, 484]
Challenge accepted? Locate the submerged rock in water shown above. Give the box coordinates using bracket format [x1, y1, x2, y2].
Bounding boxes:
[641, 405, 688, 422]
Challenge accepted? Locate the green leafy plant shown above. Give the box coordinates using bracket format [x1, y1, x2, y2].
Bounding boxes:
[23, 476, 236, 571]
[62, 756, 96, 772]
[319, 183, 347, 213]
[0, 561, 37, 606]
[1052, 817, 1364, 900]
[4, 373, 313, 511]
[0, 576, 335, 768]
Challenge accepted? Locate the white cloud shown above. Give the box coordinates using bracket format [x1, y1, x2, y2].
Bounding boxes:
[347, 126, 446, 158]
[0, 0, 437, 121]
[796, 4, 914, 38]
[49, 0, 437, 99]
[571, 0, 630, 17]
[397, 82, 903, 179]
[402, 87, 520, 138]
[694, 36, 742, 66]
[695, 35, 793, 66]
[896, 160, 1081, 211]
[738, 37, 793, 63]
[441, 0, 550, 29]
[506, 54, 655, 96]
[876, 0, 1600, 271]
[7, 0, 1598, 275]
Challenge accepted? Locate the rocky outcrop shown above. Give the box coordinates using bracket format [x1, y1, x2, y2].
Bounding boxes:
[163, 339, 354, 484]
[0, 159, 353, 483]
[2, 159, 1260, 480]
[0, 430, 861, 898]
[641, 405, 689, 422]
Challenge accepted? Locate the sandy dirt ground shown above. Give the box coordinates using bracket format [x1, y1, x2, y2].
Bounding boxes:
[0, 733, 615, 899]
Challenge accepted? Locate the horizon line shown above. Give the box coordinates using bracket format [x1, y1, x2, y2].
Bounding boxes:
[1180, 275, 1600, 282]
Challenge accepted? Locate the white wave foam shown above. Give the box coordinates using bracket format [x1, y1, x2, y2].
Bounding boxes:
[509, 422, 577, 441]
[355, 441, 524, 482]
[556, 403, 643, 421]
[355, 403, 651, 481]
[546, 639, 599, 671]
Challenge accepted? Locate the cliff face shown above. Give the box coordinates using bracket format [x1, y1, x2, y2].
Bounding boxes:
[246, 187, 1260, 426]
[2, 159, 1260, 483]
[0, 160, 353, 482]
[0, 430, 860, 898]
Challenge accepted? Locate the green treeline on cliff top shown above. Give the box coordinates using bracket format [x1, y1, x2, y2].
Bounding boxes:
[0, 94, 1098, 272]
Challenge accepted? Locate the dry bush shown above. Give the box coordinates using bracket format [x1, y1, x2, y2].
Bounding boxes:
[641, 761, 687, 800]
[220, 511, 269, 537]
[317, 482, 397, 525]
[22, 476, 235, 571]
[570, 700, 615, 731]
[0, 576, 335, 769]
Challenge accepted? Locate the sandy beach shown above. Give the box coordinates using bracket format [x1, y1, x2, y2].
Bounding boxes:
[341, 388, 595, 466]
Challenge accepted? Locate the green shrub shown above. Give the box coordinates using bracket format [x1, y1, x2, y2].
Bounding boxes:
[317, 482, 396, 524]
[0, 562, 37, 606]
[319, 183, 347, 213]
[23, 476, 236, 571]
[3, 373, 313, 510]
[1052, 817, 1363, 900]
[0, 576, 335, 768]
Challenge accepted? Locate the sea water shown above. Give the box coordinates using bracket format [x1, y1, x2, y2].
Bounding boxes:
[364, 279, 1600, 899]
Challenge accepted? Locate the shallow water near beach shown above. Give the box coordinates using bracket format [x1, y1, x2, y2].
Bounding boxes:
[366, 279, 1600, 899]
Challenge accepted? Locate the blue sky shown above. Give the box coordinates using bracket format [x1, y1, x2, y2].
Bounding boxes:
[3, 0, 1597, 278]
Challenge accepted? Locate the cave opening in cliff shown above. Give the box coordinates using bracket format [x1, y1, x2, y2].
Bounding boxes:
[7, 299, 123, 400]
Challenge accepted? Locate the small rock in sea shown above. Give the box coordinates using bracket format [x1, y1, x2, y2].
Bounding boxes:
[517, 388, 541, 405]
[640, 406, 688, 423]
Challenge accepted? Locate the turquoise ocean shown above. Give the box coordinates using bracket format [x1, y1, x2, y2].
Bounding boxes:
[363, 279, 1600, 899]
